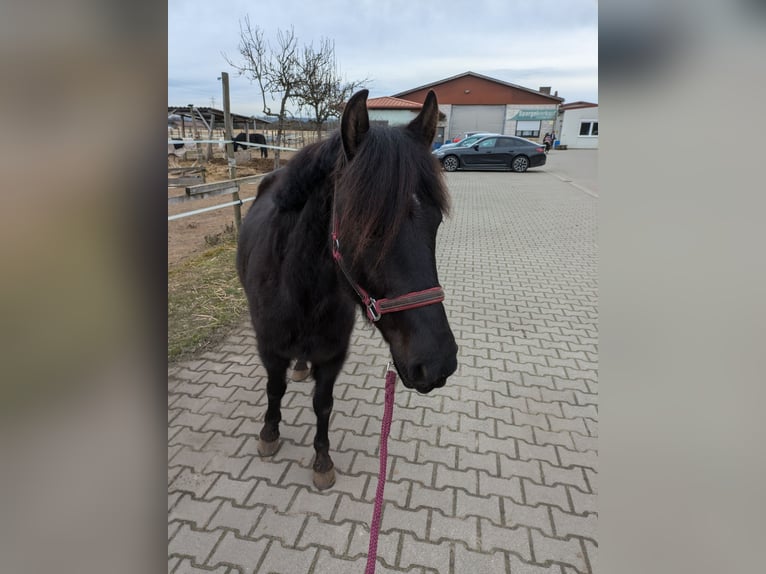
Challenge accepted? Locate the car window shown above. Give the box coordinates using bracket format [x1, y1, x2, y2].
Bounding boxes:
[494, 138, 515, 148]
[477, 138, 497, 148]
[456, 136, 480, 147]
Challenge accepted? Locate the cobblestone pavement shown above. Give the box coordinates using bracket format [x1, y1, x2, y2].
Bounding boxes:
[168, 162, 598, 573]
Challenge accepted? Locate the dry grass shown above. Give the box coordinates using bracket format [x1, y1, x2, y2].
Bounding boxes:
[167, 236, 248, 362]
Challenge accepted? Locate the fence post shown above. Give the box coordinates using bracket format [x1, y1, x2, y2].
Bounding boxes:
[221, 72, 241, 232]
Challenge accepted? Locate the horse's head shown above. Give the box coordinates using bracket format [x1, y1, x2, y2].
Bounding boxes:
[335, 89, 458, 394]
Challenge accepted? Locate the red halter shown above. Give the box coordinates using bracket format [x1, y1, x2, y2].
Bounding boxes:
[331, 213, 445, 323]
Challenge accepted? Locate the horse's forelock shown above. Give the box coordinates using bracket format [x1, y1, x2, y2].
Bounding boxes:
[335, 127, 448, 268]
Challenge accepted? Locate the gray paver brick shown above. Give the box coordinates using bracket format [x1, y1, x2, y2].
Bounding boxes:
[311, 550, 368, 574]
[249, 508, 306, 547]
[540, 461, 589, 493]
[208, 501, 263, 537]
[456, 490, 502, 523]
[556, 447, 597, 471]
[550, 507, 597, 541]
[568, 487, 597, 515]
[169, 494, 221, 528]
[429, 512, 479, 548]
[518, 441, 560, 466]
[454, 544, 508, 574]
[478, 471, 523, 501]
[435, 465, 478, 494]
[503, 497, 554, 536]
[206, 474, 257, 505]
[398, 533, 450, 574]
[479, 518, 531, 560]
[348, 523, 400, 566]
[523, 480, 571, 512]
[381, 504, 428, 539]
[168, 524, 222, 564]
[531, 530, 588, 573]
[206, 531, 268, 574]
[288, 487, 340, 519]
[246, 481, 298, 513]
[297, 515, 352, 555]
[173, 557, 228, 574]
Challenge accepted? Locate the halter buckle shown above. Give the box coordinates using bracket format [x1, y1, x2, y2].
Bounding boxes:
[366, 298, 382, 322]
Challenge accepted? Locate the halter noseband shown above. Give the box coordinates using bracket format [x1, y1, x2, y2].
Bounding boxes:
[331, 203, 445, 323]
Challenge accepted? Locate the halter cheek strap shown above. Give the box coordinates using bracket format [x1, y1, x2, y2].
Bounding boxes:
[331, 229, 445, 323]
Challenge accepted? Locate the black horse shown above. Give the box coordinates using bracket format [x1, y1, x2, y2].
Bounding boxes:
[237, 89, 458, 489]
[233, 132, 268, 158]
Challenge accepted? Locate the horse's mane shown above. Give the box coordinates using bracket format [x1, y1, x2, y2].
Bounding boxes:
[270, 126, 449, 268]
[334, 126, 449, 266]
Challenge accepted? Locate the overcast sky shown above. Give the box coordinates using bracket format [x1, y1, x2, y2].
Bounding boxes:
[168, 0, 598, 117]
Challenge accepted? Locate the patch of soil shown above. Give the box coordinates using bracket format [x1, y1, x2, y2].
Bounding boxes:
[168, 152, 295, 267]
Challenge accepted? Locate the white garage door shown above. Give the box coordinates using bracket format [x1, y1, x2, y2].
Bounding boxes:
[449, 105, 506, 136]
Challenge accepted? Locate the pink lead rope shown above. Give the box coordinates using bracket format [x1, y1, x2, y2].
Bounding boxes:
[365, 363, 397, 574]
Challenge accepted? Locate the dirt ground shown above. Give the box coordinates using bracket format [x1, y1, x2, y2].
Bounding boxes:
[167, 152, 296, 266]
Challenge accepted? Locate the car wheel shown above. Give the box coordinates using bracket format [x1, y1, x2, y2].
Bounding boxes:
[442, 155, 459, 172]
[511, 155, 529, 172]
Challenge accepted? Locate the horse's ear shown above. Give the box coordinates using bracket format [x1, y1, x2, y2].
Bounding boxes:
[341, 89, 370, 160]
[407, 90, 439, 147]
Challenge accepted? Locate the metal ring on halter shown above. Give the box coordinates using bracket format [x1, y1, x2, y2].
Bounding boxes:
[366, 299, 382, 322]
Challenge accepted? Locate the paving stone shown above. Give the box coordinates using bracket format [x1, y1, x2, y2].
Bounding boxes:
[311, 550, 368, 574]
[502, 497, 554, 536]
[454, 544, 508, 574]
[297, 515, 352, 555]
[206, 531, 268, 574]
[167, 524, 222, 564]
[556, 447, 597, 471]
[288, 487, 340, 519]
[530, 530, 588, 573]
[523, 479, 571, 512]
[250, 508, 306, 546]
[478, 472, 523, 501]
[550, 507, 597, 541]
[569, 487, 597, 515]
[540, 461, 589, 492]
[478, 518, 531, 560]
[173, 557, 228, 574]
[245, 481, 298, 513]
[499, 456, 542, 484]
[508, 553, 564, 574]
[456, 490, 502, 523]
[205, 474, 257, 505]
[171, 467, 218, 497]
[398, 533, 450, 574]
[435, 465, 478, 494]
[518, 441, 560, 466]
[409, 482, 455, 516]
[347, 523, 400, 566]
[208, 501, 263, 537]
[168, 494, 220, 529]
[381, 504, 428, 539]
[429, 512, 478, 548]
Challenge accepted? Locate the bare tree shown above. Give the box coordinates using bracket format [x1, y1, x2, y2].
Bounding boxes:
[223, 16, 300, 168]
[294, 38, 369, 141]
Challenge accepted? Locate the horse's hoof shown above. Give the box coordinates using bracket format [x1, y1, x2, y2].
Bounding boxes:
[312, 467, 336, 490]
[291, 361, 310, 382]
[257, 438, 281, 457]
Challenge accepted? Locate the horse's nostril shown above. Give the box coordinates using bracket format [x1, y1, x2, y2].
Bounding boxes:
[412, 363, 428, 382]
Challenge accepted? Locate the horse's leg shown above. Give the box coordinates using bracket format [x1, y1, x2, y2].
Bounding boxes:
[310, 355, 344, 490]
[258, 353, 290, 457]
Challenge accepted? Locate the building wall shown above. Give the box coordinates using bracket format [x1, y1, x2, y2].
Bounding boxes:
[559, 107, 599, 149]
[368, 109, 419, 126]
